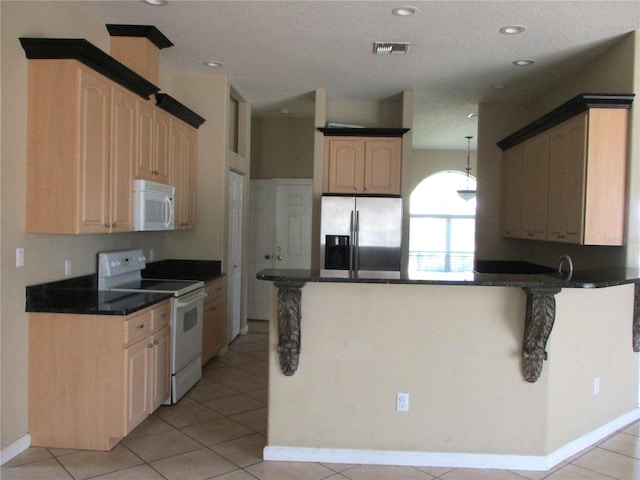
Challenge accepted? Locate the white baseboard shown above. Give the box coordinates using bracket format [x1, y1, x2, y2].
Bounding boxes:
[240, 324, 250, 335]
[1, 434, 31, 466]
[264, 408, 640, 471]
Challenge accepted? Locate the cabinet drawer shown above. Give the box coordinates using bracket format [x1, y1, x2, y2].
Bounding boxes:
[151, 301, 171, 331]
[125, 311, 152, 345]
[205, 279, 226, 303]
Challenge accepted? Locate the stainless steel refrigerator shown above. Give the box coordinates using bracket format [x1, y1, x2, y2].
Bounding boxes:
[320, 196, 402, 275]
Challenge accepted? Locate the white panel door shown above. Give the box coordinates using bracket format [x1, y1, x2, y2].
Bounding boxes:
[274, 180, 312, 269]
[227, 171, 244, 340]
[248, 179, 312, 320]
[248, 180, 275, 320]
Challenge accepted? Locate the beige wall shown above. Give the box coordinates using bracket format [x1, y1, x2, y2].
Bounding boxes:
[475, 31, 638, 269]
[251, 116, 315, 179]
[0, 1, 234, 452]
[268, 282, 637, 457]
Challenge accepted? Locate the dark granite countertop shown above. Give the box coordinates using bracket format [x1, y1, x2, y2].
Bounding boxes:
[257, 264, 640, 289]
[26, 259, 223, 316]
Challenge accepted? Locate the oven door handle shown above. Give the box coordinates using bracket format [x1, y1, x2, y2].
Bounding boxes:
[176, 290, 208, 307]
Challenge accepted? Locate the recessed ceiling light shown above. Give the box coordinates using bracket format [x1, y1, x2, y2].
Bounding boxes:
[141, 0, 168, 6]
[513, 59, 534, 66]
[492, 84, 506, 89]
[392, 6, 419, 16]
[500, 25, 526, 35]
[203, 61, 223, 68]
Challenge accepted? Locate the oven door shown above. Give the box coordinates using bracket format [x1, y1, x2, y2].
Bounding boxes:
[172, 289, 206, 374]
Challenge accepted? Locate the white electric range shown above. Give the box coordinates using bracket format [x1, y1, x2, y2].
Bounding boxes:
[98, 249, 207, 404]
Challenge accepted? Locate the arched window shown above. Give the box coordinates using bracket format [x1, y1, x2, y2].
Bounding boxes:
[409, 171, 476, 273]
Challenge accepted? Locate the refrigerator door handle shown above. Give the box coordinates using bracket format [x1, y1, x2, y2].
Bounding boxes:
[354, 210, 360, 273]
[349, 210, 355, 273]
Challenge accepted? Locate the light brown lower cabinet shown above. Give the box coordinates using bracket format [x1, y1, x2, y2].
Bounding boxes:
[29, 300, 171, 451]
[202, 277, 227, 364]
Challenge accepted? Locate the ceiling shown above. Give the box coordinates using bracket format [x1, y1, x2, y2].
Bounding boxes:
[80, 1, 640, 149]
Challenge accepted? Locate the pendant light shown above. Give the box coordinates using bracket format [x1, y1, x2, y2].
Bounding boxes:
[457, 136, 476, 201]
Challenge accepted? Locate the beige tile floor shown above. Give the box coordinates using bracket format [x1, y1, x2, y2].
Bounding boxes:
[4, 324, 640, 480]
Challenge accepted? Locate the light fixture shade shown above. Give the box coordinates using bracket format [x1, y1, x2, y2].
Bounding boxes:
[457, 135, 476, 201]
[457, 189, 476, 201]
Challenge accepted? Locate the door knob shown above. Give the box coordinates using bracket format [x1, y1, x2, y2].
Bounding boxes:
[277, 255, 283, 261]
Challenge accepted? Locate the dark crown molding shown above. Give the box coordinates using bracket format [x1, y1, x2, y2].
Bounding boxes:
[497, 93, 634, 151]
[155, 93, 206, 128]
[19, 37, 160, 99]
[318, 127, 410, 137]
[106, 24, 174, 49]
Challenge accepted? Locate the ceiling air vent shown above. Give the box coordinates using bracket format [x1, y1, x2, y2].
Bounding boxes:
[373, 42, 410, 54]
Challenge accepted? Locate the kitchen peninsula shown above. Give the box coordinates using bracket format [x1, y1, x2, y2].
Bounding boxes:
[257, 265, 640, 470]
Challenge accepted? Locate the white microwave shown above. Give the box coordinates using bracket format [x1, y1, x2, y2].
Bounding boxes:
[133, 179, 175, 231]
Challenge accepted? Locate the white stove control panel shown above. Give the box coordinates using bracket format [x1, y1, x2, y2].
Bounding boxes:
[98, 249, 146, 290]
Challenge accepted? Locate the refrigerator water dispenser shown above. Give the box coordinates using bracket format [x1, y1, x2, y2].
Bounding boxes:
[325, 235, 350, 270]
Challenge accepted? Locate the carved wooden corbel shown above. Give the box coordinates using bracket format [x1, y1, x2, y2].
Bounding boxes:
[522, 287, 561, 383]
[274, 281, 305, 376]
[633, 284, 640, 352]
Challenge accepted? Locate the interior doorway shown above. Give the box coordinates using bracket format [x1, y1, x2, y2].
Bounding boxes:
[248, 178, 312, 320]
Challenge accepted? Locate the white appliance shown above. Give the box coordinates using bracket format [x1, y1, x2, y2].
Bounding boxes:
[133, 179, 175, 231]
[98, 249, 206, 404]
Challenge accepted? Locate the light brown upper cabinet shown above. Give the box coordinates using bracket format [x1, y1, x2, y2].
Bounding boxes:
[134, 103, 171, 184]
[25, 61, 136, 234]
[170, 118, 197, 230]
[498, 93, 633, 246]
[519, 133, 550, 240]
[323, 135, 402, 195]
[20, 37, 205, 235]
[501, 143, 523, 238]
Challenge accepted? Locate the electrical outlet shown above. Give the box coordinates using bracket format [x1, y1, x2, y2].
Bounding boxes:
[16, 248, 24, 268]
[594, 377, 600, 395]
[396, 392, 409, 412]
[65, 260, 72, 277]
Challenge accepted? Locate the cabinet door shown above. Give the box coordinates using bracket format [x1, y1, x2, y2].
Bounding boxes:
[134, 101, 156, 181]
[170, 120, 197, 230]
[547, 114, 587, 243]
[520, 134, 549, 240]
[124, 338, 150, 434]
[325, 138, 365, 194]
[501, 144, 523, 237]
[202, 302, 214, 364]
[109, 85, 136, 232]
[364, 138, 401, 195]
[77, 68, 110, 233]
[211, 296, 227, 355]
[182, 127, 197, 229]
[203, 279, 227, 361]
[150, 326, 171, 411]
[583, 109, 628, 246]
[154, 109, 171, 184]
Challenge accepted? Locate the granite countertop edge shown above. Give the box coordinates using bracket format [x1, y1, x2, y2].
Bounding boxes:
[256, 267, 640, 289]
